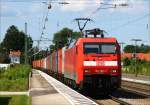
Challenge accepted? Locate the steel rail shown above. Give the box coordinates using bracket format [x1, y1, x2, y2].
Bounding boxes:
[109, 95, 132, 105]
[122, 80, 150, 97]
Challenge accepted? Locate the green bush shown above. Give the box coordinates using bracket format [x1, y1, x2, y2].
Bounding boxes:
[123, 58, 131, 66]
[0, 64, 31, 91]
[0, 95, 31, 105]
[122, 59, 150, 76]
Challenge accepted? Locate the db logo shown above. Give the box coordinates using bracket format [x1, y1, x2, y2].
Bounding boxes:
[97, 61, 104, 66]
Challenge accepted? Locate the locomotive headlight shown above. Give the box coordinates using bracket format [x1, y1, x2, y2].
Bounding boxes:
[99, 70, 104, 73]
[111, 69, 117, 73]
[84, 69, 90, 73]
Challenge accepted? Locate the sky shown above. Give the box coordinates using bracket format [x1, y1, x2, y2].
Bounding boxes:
[0, 0, 150, 49]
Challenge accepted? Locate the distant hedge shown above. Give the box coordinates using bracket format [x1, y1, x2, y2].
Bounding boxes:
[122, 58, 150, 76]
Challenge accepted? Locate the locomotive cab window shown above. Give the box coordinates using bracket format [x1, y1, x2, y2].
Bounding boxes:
[84, 44, 99, 54]
[84, 43, 116, 54]
[101, 44, 116, 54]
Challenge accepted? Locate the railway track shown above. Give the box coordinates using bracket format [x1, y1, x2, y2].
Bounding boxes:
[121, 78, 150, 97]
[86, 79, 150, 105]
[110, 95, 132, 105]
[92, 88, 150, 105]
[92, 95, 132, 105]
[87, 94, 131, 105]
[76, 77, 150, 105]
[92, 96, 132, 105]
[95, 78, 150, 105]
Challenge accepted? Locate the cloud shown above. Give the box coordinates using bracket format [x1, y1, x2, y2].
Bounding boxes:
[1, 0, 148, 18]
[61, 0, 104, 12]
[30, 3, 45, 13]
[0, 1, 46, 18]
[59, 0, 148, 18]
[0, 4, 21, 17]
[108, 0, 148, 14]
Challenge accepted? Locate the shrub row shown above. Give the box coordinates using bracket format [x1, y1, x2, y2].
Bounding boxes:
[0, 64, 31, 91]
[122, 58, 150, 76]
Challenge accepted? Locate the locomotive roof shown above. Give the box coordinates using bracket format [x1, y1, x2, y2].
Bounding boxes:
[76, 37, 117, 45]
[66, 37, 118, 49]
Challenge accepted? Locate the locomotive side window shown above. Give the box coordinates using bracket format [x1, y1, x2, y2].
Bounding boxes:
[84, 43, 116, 54]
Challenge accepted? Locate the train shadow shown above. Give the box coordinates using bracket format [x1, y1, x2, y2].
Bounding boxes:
[0, 97, 11, 105]
[79, 88, 148, 100]
[78, 88, 111, 100]
[110, 88, 147, 99]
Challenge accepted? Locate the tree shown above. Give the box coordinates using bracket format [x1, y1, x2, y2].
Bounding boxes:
[53, 28, 72, 49]
[0, 25, 33, 63]
[49, 44, 55, 53]
[52, 27, 81, 50]
[2, 25, 33, 52]
[0, 43, 10, 63]
[124, 44, 150, 53]
[72, 31, 82, 39]
[140, 44, 150, 53]
[123, 58, 131, 66]
[27, 36, 33, 50]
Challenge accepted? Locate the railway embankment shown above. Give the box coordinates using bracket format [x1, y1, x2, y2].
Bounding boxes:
[0, 64, 31, 105]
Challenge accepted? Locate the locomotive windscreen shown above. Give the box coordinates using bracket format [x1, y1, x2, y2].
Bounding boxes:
[84, 43, 116, 54]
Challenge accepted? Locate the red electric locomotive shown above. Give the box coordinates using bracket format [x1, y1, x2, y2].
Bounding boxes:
[63, 29, 121, 92]
[32, 28, 121, 94]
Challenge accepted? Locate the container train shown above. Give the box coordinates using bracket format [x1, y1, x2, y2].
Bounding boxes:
[32, 28, 121, 94]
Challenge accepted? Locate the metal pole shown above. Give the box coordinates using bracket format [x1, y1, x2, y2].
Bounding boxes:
[131, 39, 142, 77]
[0, 2, 1, 43]
[149, 0, 150, 46]
[119, 42, 125, 54]
[37, 40, 40, 50]
[25, 22, 28, 64]
[134, 41, 137, 77]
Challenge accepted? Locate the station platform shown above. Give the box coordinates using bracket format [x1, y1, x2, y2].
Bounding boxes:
[30, 69, 98, 105]
[30, 70, 70, 105]
[122, 73, 150, 85]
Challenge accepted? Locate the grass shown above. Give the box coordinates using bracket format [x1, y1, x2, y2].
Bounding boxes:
[122, 60, 150, 76]
[122, 58, 150, 76]
[0, 64, 31, 91]
[0, 95, 31, 105]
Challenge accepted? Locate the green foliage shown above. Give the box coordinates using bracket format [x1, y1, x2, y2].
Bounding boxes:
[0, 64, 31, 91]
[0, 25, 33, 63]
[122, 58, 150, 76]
[140, 44, 150, 53]
[71, 31, 81, 39]
[0, 95, 31, 105]
[124, 44, 150, 53]
[53, 28, 71, 48]
[49, 45, 55, 53]
[2, 26, 24, 51]
[52, 27, 81, 50]
[122, 58, 131, 66]
[33, 50, 48, 60]
[0, 44, 10, 63]
[32, 27, 81, 60]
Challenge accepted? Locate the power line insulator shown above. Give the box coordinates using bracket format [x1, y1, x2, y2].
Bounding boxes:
[48, 4, 52, 9]
[41, 32, 44, 35]
[45, 17, 48, 21]
[43, 26, 46, 29]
